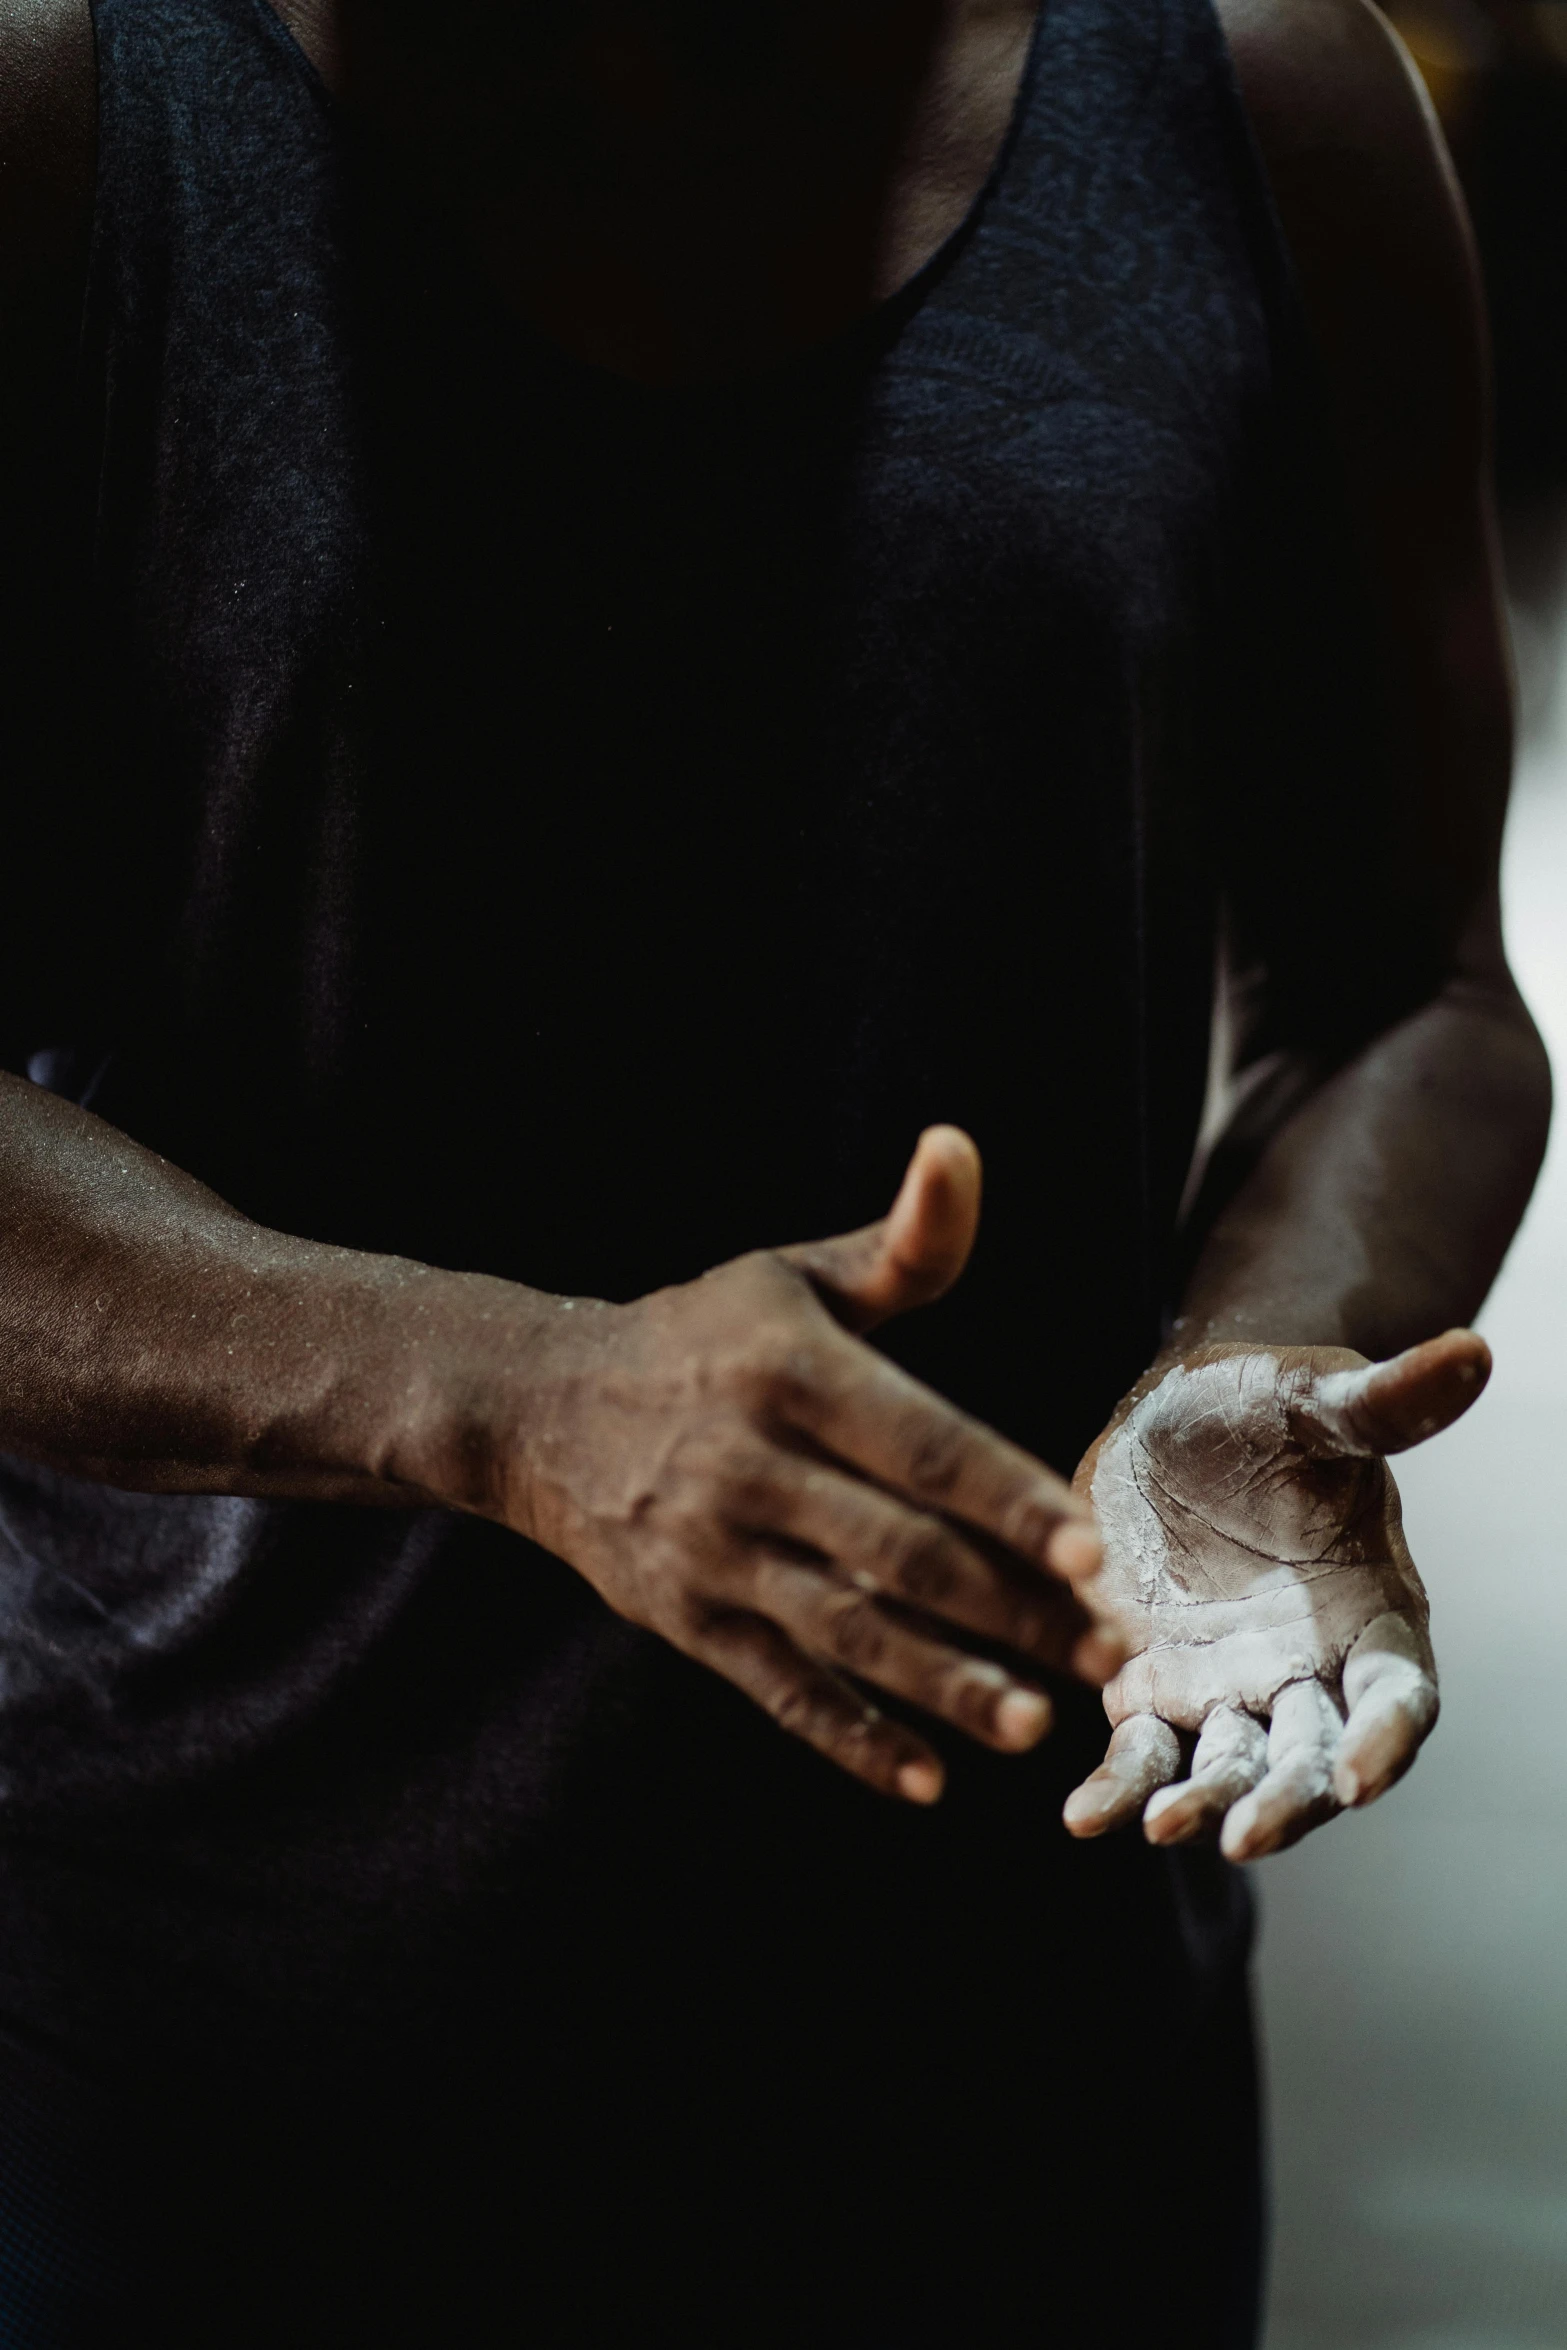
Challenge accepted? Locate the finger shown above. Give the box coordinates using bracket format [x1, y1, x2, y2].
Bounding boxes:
[696, 1608, 946, 1804]
[749, 1553, 1054, 1754]
[779, 1335, 1105, 1586]
[1220, 1680, 1342, 1862]
[759, 1458, 1109, 1680]
[1333, 1611, 1439, 1807]
[780, 1126, 982, 1334]
[1290, 1329, 1491, 1460]
[1062, 1714, 1181, 1840]
[1142, 1706, 1269, 1848]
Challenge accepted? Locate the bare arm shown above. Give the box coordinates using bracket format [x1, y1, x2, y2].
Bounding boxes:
[1192, 0, 1550, 1358]
[0, 1072, 1126, 1805]
[0, 0, 93, 285]
[1064, 0, 1549, 1859]
[0, 1070, 530, 1500]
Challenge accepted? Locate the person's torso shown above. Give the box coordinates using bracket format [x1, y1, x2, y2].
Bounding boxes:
[0, 0, 1359, 2066]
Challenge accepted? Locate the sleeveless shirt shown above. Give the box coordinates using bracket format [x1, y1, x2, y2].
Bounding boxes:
[0, 0, 1383, 2333]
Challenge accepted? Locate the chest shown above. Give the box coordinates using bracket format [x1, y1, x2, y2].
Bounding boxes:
[278, 0, 1041, 383]
[79, 0, 1284, 1102]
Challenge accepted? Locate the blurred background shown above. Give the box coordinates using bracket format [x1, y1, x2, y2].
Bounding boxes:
[1260, 8, 1567, 2345]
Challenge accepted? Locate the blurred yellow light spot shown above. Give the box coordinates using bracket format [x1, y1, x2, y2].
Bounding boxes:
[1383, 0, 1495, 131]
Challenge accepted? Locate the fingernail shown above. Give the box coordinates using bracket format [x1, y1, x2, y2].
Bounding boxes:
[1048, 1520, 1102, 1578]
[1141, 1788, 1180, 1845]
[897, 1759, 944, 1805]
[1219, 1808, 1257, 1863]
[1333, 1762, 1363, 1807]
[996, 1688, 1052, 1750]
[1061, 1790, 1108, 1838]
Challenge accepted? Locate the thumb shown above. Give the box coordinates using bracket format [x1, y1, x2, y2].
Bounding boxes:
[780, 1126, 982, 1335]
[1291, 1328, 1492, 1459]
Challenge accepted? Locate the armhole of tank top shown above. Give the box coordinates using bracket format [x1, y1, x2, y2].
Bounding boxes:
[832, 0, 1054, 363]
[245, 0, 338, 113]
[1203, 0, 1332, 403]
[976, 0, 1053, 227]
[246, 0, 1051, 317]
[79, 0, 335, 425]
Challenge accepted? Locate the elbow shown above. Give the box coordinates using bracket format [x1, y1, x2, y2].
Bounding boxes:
[1501, 984, 1552, 1186]
[1444, 963, 1553, 1205]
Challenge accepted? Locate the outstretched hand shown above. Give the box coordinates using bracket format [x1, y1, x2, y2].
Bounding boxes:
[507, 1128, 1115, 1803]
[1062, 1332, 1489, 1860]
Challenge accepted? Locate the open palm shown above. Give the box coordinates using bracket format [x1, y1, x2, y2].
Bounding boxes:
[1063, 1332, 1489, 1860]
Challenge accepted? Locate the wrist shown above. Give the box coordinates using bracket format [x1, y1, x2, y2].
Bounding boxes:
[1164, 1282, 1360, 1359]
[358, 1264, 619, 1542]
[353, 1264, 567, 1524]
[1104, 1330, 1368, 1452]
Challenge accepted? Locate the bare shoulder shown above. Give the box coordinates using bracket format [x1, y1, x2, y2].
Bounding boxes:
[0, 0, 95, 299]
[1215, 0, 1485, 480]
[1217, 0, 1443, 162]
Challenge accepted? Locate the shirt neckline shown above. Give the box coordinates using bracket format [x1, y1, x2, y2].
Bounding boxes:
[249, 0, 1051, 399]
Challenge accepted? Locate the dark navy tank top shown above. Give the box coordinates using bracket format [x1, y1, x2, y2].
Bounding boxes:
[0, 0, 1382, 2332]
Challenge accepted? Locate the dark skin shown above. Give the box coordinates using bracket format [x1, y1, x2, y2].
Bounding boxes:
[0, 0, 1549, 1836]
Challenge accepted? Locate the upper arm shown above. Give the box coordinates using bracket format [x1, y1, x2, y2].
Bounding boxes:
[1218, 0, 1514, 985]
[0, 0, 95, 541]
[0, 0, 95, 303]
[0, 0, 94, 1068]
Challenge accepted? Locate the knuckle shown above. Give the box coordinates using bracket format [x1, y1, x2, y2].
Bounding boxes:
[620, 1466, 694, 1550]
[654, 1450, 725, 1543]
[898, 1410, 970, 1499]
[763, 1664, 891, 1779]
[889, 1524, 961, 1609]
[820, 1587, 889, 1672]
[705, 1434, 774, 1522]
[943, 1662, 1007, 1735]
[997, 1489, 1059, 1561]
[751, 1333, 832, 1416]
[767, 1671, 844, 1751]
[768, 1676, 817, 1738]
[666, 1582, 721, 1648]
[855, 1508, 916, 1585]
[825, 1698, 896, 1776]
[1007, 1594, 1056, 1654]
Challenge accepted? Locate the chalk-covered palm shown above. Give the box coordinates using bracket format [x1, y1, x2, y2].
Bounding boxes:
[1063, 1335, 1489, 1860]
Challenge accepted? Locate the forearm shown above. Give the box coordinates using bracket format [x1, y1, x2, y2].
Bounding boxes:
[0, 1070, 554, 1504]
[1171, 975, 1550, 1360]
